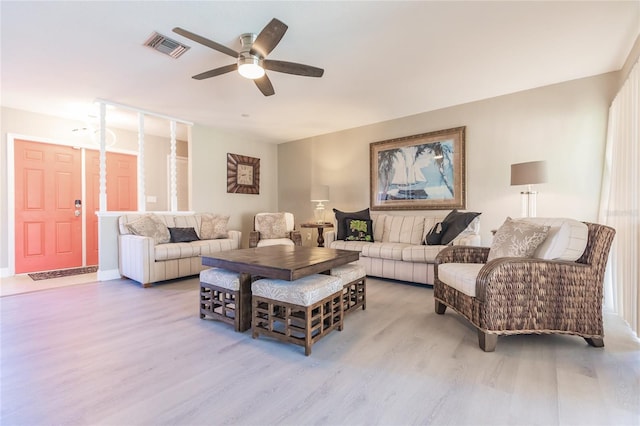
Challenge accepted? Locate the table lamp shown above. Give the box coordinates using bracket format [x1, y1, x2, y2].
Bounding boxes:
[510, 161, 547, 217]
[310, 185, 330, 224]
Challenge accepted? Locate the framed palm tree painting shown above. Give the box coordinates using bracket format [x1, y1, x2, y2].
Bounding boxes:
[370, 126, 466, 210]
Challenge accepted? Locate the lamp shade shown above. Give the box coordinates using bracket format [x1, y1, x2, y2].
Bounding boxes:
[310, 185, 330, 202]
[510, 161, 547, 186]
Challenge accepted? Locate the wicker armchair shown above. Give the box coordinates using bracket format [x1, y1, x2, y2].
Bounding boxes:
[434, 222, 615, 352]
[249, 212, 302, 248]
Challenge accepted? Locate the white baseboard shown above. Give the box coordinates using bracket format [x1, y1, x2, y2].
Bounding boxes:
[97, 268, 121, 281]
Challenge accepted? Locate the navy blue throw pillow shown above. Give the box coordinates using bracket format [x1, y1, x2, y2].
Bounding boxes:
[168, 227, 200, 243]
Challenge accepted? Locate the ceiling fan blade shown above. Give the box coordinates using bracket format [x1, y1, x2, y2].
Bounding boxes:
[254, 74, 275, 96]
[192, 64, 238, 80]
[263, 60, 324, 78]
[251, 18, 288, 58]
[172, 27, 238, 58]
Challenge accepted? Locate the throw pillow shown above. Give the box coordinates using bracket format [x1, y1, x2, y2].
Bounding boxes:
[255, 213, 288, 239]
[487, 217, 550, 261]
[333, 208, 371, 240]
[345, 218, 374, 242]
[440, 210, 482, 245]
[125, 214, 170, 245]
[168, 227, 200, 243]
[199, 214, 230, 239]
[424, 221, 448, 245]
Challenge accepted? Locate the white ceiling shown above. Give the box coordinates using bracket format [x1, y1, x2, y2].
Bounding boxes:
[2, 1, 639, 144]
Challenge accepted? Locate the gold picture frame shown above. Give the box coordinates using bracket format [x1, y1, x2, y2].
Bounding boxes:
[370, 127, 466, 210]
[227, 153, 260, 194]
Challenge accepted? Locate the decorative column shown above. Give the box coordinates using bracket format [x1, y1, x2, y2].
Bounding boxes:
[169, 120, 178, 212]
[137, 113, 146, 212]
[99, 102, 107, 212]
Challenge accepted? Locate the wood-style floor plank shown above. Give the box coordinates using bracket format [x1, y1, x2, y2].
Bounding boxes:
[1, 276, 638, 425]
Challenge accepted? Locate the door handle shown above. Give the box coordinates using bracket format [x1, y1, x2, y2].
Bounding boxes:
[75, 210, 81, 217]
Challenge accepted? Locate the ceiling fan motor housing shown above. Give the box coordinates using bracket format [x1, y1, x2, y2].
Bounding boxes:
[237, 33, 265, 79]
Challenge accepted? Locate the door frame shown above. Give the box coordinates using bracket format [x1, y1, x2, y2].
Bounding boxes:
[7, 133, 137, 276]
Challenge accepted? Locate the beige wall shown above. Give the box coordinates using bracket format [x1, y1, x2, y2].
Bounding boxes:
[190, 124, 279, 248]
[278, 73, 619, 246]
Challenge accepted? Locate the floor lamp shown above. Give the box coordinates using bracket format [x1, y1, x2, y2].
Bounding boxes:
[510, 161, 547, 217]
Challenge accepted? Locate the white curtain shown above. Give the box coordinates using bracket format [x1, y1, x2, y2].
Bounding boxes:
[599, 59, 640, 337]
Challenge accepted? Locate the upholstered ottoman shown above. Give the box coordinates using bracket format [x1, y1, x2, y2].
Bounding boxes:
[251, 274, 344, 356]
[331, 263, 367, 315]
[200, 268, 252, 332]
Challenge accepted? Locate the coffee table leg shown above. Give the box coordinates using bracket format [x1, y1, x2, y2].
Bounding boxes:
[238, 273, 252, 331]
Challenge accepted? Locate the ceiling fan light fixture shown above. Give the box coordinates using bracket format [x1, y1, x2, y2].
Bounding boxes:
[238, 54, 265, 79]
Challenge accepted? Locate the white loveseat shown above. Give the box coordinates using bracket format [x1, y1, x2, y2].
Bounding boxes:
[325, 211, 480, 286]
[118, 213, 241, 287]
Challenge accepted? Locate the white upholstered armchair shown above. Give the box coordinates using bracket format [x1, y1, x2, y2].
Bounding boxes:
[249, 212, 302, 248]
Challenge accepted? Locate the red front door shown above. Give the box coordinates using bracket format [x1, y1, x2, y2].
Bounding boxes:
[85, 150, 137, 265]
[14, 140, 83, 273]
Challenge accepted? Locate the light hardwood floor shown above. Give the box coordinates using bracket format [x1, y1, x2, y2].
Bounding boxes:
[1, 276, 638, 425]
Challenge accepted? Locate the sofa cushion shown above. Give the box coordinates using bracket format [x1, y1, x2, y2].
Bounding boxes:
[193, 238, 239, 256]
[155, 242, 202, 261]
[520, 218, 588, 261]
[125, 214, 170, 245]
[487, 217, 550, 261]
[402, 245, 447, 263]
[199, 214, 230, 239]
[329, 240, 372, 252]
[345, 218, 374, 242]
[168, 227, 200, 243]
[371, 214, 386, 242]
[333, 208, 371, 240]
[361, 242, 410, 261]
[255, 213, 288, 239]
[382, 215, 426, 245]
[438, 263, 484, 297]
[440, 210, 481, 245]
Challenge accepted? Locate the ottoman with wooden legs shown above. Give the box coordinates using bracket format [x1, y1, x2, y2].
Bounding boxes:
[330, 263, 367, 315]
[199, 267, 252, 332]
[251, 274, 344, 356]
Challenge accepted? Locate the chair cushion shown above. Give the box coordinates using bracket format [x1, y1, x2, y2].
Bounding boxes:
[200, 267, 240, 291]
[438, 263, 484, 297]
[255, 213, 288, 239]
[256, 238, 295, 247]
[487, 217, 549, 261]
[252, 274, 343, 306]
[125, 214, 170, 245]
[520, 218, 588, 261]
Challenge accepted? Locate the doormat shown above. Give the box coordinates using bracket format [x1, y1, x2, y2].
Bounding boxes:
[28, 266, 98, 281]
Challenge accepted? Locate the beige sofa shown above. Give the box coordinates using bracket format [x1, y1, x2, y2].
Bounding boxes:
[325, 211, 480, 286]
[118, 212, 241, 287]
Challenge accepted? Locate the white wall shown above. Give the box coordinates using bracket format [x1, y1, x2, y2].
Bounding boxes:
[278, 73, 619, 246]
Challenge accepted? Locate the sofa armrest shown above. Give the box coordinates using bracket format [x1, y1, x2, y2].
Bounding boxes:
[227, 230, 242, 248]
[436, 245, 489, 265]
[325, 230, 337, 246]
[118, 234, 155, 285]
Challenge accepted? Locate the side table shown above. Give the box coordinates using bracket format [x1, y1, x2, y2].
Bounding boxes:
[301, 223, 334, 247]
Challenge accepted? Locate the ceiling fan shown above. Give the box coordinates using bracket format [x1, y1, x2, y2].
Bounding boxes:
[172, 18, 324, 96]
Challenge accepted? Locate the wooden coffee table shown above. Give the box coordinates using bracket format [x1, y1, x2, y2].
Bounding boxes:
[201, 245, 359, 331]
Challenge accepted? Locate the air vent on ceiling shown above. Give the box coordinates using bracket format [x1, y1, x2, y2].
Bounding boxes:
[144, 31, 190, 58]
